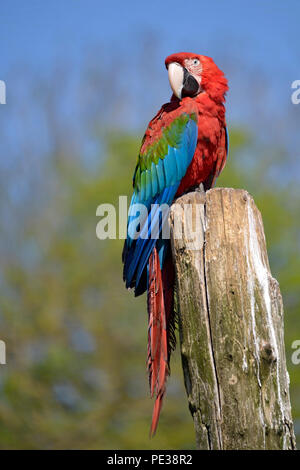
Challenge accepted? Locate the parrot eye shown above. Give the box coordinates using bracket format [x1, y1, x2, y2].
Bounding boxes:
[192, 59, 200, 66]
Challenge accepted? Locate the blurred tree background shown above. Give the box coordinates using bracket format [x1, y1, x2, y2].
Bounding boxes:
[1, 1, 300, 449]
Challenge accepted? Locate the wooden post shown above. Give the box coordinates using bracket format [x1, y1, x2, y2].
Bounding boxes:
[169, 188, 296, 450]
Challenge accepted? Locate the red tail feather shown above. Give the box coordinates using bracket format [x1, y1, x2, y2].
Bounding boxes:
[147, 247, 175, 437]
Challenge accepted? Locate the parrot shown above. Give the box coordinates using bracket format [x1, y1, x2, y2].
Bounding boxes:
[122, 52, 228, 437]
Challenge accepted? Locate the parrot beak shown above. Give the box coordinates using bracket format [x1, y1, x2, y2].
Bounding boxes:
[168, 63, 184, 99]
[167, 62, 200, 100]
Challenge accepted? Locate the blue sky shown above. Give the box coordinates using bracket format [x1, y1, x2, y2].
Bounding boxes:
[1, 0, 299, 77]
[1, 0, 300, 160]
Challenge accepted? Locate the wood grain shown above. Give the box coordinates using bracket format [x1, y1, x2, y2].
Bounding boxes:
[170, 188, 296, 450]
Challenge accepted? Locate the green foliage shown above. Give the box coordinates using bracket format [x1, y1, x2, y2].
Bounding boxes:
[0, 128, 299, 448]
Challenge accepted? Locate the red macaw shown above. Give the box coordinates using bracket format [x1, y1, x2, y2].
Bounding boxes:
[123, 52, 228, 436]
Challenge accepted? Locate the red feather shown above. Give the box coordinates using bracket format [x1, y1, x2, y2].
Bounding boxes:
[147, 248, 175, 437]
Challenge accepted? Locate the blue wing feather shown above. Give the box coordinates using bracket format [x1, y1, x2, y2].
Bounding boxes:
[156, 159, 165, 192]
[123, 115, 198, 295]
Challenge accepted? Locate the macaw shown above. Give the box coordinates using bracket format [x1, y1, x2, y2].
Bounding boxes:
[122, 52, 228, 436]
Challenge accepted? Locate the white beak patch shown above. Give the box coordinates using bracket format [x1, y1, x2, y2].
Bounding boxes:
[168, 62, 184, 99]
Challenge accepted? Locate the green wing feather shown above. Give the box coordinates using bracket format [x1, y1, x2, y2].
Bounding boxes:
[133, 112, 197, 202]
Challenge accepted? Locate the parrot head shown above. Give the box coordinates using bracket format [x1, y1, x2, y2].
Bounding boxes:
[165, 52, 228, 103]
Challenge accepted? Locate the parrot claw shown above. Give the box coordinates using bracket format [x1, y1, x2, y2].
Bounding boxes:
[174, 183, 206, 200]
[196, 183, 205, 193]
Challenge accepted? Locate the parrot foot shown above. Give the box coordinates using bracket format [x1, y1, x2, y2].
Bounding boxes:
[196, 183, 205, 193]
[175, 183, 206, 200]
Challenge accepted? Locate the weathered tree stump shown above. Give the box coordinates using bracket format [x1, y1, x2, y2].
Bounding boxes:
[169, 188, 296, 450]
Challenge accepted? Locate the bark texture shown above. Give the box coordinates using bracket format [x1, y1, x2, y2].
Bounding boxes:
[169, 188, 296, 450]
